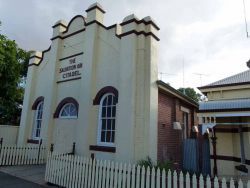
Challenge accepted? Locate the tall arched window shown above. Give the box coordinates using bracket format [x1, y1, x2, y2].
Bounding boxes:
[33, 101, 44, 139]
[59, 103, 77, 118]
[98, 93, 116, 146]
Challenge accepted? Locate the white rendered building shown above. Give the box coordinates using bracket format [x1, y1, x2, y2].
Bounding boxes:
[18, 3, 160, 163]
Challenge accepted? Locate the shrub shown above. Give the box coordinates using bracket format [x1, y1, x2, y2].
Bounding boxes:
[137, 156, 154, 169]
[157, 160, 173, 171]
[137, 156, 173, 171]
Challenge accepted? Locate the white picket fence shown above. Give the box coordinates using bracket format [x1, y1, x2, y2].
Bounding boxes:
[45, 153, 250, 188]
[0, 145, 47, 166]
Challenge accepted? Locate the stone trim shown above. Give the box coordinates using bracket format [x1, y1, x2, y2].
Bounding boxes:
[31, 96, 44, 110]
[27, 139, 39, 144]
[51, 28, 86, 40]
[120, 18, 160, 30]
[119, 30, 160, 41]
[28, 46, 51, 67]
[180, 106, 190, 113]
[54, 97, 79, 118]
[59, 52, 84, 61]
[93, 86, 119, 105]
[29, 55, 42, 60]
[85, 5, 106, 14]
[31, 16, 160, 68]
[56, 77, 81, 84]
[52, 22, 67, 28]
[89, 145, 116, 153]
[62, 15, 86, 34]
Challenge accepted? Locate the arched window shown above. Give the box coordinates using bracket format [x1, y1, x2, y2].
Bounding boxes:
[97, 93, 117, 146]
[53, 97, 79, 118]
[59, 103, 77, 118]
[33, 101, 44, 139]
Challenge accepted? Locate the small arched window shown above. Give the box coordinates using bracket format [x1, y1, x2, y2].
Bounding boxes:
[97, 93, 116, 146]
[59, 103, 78, 118]
[33, 101, 44, 139]
[53, 97, 79, 118]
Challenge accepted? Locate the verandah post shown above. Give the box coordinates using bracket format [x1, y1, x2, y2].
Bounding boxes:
[211, 128, 218, 176]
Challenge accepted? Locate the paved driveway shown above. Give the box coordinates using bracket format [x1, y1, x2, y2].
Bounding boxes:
[0, 172, 47, 188]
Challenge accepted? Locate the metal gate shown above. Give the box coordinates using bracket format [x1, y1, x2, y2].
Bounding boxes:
[183, 139, 199, 173]
[201, 138, 211, 175]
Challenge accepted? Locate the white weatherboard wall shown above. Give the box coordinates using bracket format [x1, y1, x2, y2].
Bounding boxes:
[18, 3, 159, 163]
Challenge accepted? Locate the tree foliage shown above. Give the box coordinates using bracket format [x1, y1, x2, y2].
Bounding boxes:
[0, 30, 30, 125]
[178, 87, 201, 103]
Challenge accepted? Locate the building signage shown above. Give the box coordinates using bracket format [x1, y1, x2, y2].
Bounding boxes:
[58, 54, 83, 82]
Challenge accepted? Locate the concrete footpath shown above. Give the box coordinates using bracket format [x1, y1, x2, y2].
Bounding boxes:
[0, 171, 47, 188]
[0, 165, 53, 188]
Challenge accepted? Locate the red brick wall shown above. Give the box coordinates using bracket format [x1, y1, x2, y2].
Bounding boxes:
[157, 91, 198, 167]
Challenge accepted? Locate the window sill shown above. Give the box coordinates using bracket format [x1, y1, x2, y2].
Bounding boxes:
[89, 145, 116, 153]
[27, 139, 40, 144]
[58, 116, 78, 119]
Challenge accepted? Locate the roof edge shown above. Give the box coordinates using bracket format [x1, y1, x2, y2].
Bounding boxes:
[157, 80, 198, 107]
[198, 108, 250, 113]
[198, 81, 250, 90]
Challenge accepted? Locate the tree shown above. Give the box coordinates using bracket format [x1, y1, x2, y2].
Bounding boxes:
[0, 28, 30, 125]
[178, 87, 201, 103]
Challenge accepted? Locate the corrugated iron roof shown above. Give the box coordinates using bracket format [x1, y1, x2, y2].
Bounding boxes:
[199, 98, 250, 111]
[199, 69, 250, 89]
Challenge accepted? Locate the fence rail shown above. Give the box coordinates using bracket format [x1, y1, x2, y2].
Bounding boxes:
[45, 153, 250, 188]
[0, 143, 47, 166]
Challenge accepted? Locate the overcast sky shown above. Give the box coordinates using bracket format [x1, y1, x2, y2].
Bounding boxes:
[0, 0, 249, 89]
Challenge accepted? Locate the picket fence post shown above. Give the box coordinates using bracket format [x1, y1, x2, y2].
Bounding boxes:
[186, 172, 190, 188]
[134, 165, 139, 188]
[151, 167, 156, 188]
[173, 170, 177, 188]
[140, 166, 145, 188]
[238, 179, 243, 188]
[162, 169, 166, 188]
[229, 178, 235, 188]
[222, 178, 227, 188]
[214, 176, 219, 188]
[206, 176, 211, 188]
[145, 167, 150, 188]
[168, 170, 172, 188]
[199, 174, 204, 188]
[192, 174, 197, 188]
[179, 171, 184, 188]
[247, 180, 250, 188]
[127, 164, 131, 188]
